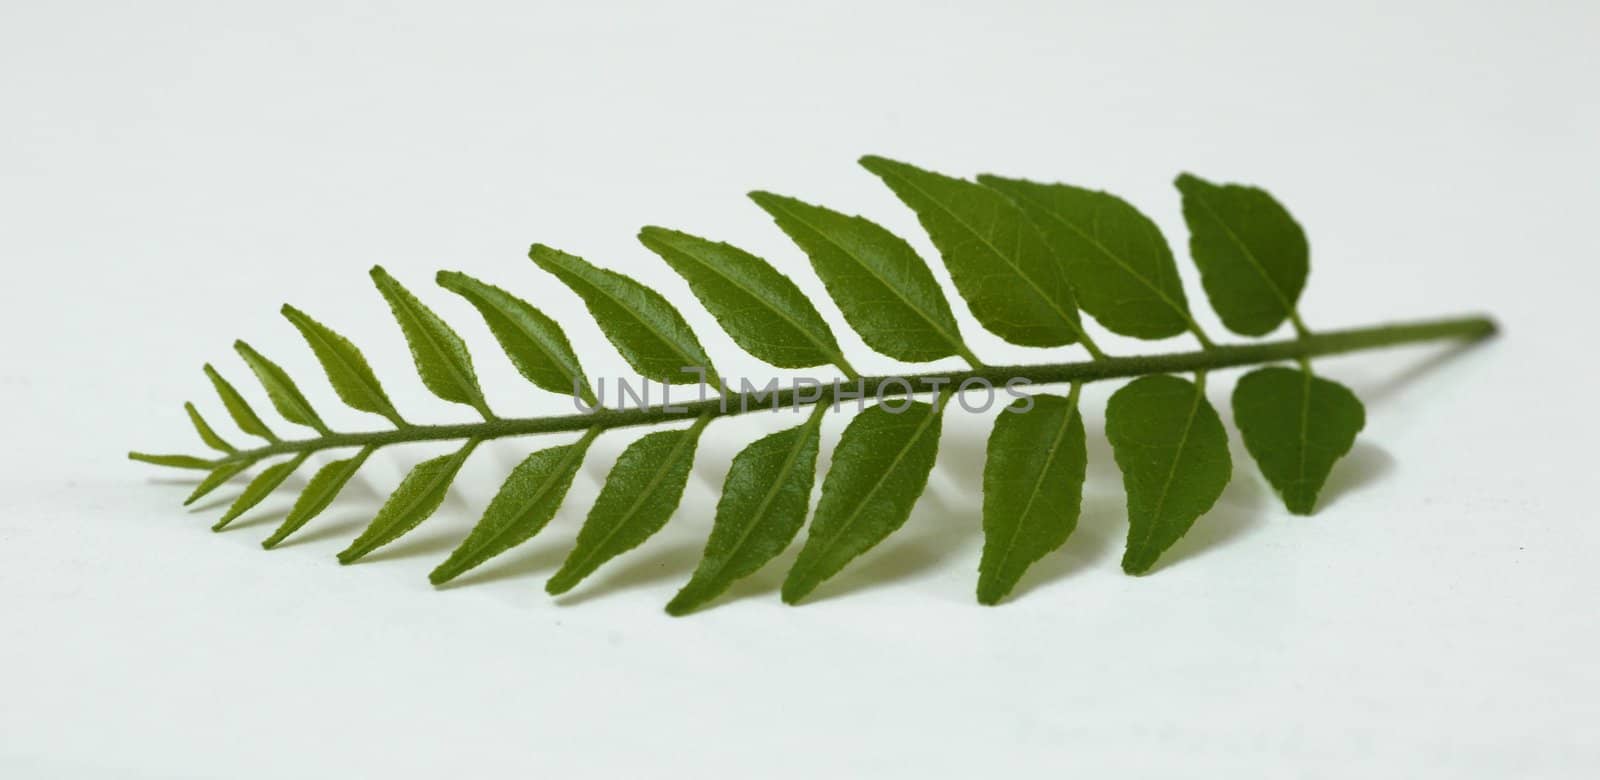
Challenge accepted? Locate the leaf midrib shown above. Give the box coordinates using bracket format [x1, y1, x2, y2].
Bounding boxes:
[694, 412, 822, 590]
[354, 443, 473, 553]
[561, 424, 703, 580]
[291, 312, 398, 421]
[390, 288, 482, 410]
[1187, 185, 1299, 317]
[559, 261, 710, 376]
[450, 429, 597, 569]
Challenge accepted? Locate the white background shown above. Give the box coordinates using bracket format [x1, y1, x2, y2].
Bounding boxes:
[3, 1, 1596, 777]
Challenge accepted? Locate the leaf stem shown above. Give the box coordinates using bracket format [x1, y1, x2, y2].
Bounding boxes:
[181, 314, 1494, 467]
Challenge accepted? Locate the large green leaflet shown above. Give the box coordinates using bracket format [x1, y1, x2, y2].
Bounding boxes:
[1232, 366, 1366, 514]
[546, 421, 708, 595]
[262, 447, 374, 549]
[668, 408, 825, 615]
[531, 244, 717, 386]
[281, 304, 407, 426]
[234, 341, 330, 434]
[371, 266, 492, 417]
[980, 174, 1193, 340]
[1106, 375, 1232, 574]
[782, 401, 944, 604]
[338, 441, 478, 564]
[1176, 173, 1309, 336]
[861, 156, 1086, 348]
[437, 270, 595, 403]
[639, 226, 854, 374]
[749, 191, 969, 363]
[978, 390, 1088, 605]
[132, 160, 1409, 612]
[430, 432, 596, 584]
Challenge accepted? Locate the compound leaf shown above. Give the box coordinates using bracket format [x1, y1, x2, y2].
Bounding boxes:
[861, 156, 1086, 348]
[1106, 374, 1232, 574]
[234, 341, 331, 434]
[281, 305, 407, 426]
[338, 441, 478, 563]
[782, 401, 943, 604]
[749, 191, 967, 363]
[213, 453, 310, 531]
[437, 271, 595, 404]
[262, 447, 374, 549]
[1232, 366, 1366, 515]
[204, 364, 278, 442]
[370, 266, 492, 417]
[429, 432, 597, 584]
[546, 422, 707, 595]
[980, 174, 1193, 340]
[667, 409, 824, 615]
[530, 244, 718, 386]
[185, 402, 237, 453]
[978, 389, 1087, 605]
[1175, 173, 1309, 336]
[639, 226, 855, 374]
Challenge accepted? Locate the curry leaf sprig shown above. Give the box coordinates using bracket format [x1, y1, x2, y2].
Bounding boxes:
[130, 157, 1496, 613]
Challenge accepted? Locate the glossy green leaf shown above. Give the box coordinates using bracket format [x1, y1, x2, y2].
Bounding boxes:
[1232, 366, 1366, 515]
[1106, 374, 1232, 574]
[184, 460, 252, 506]
[978, 390, 1087, 605]
[1175, 173, 1309, 336]
[749, 191, 968, 363]
[204, 364, 278, 442]
[429, 431, 597, 584]
[128, 452, 214, 470]
[370, 266, 492, 417]
[860, 156, 1086, 348]
[233, 341, 331, 434]
[667, 409, 825, 615]
[338, 441, 478, 563]
[980, 174, 1193, 340]
[530, 244, 717, 386]
[437, 271, 596, 404]
[546, 422, 707, 595]
[638, 226, 855, 374]
[782, 401, 943, 604]
[281, 304, 407, 426]
[262, 447, 373, 549]
[212, 453, 309, 531]
[185, 402, 237, 453]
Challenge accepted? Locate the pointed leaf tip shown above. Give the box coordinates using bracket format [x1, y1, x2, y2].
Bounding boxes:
[1232, 366, 1365, 515]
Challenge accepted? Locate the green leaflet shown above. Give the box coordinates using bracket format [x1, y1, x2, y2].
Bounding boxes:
[338, 441, 479, 563]
[262, 447, 374, 549]
[281, 305, 407, 427]
[749, 191, 970, 364]
[437, 271, 596, 405]
[980, 175, 1194, 340]
[1232, 366, 1365, 515]
[370, 266, 493, 418]
[128, 452, 214, 470]
[213, 453, 310, 531]
[782, 401, 943, 604]
[204, 364, 278, 442]
[667, 407, 825, 615]
[184, 460, 252, 506]
[530, 244, 718, 387]
[185, 402, 236, 453]
[429, 430, 598, 584]
[1106, 374, 1232, 574]
[978, 389, 1087, 605]
[233, 341, 331, 434]
[546, 419, 709, 595]
[1176, 173, 1309, 336]
[860, 156, 1089, 350]
[638, 226, 856, 375]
